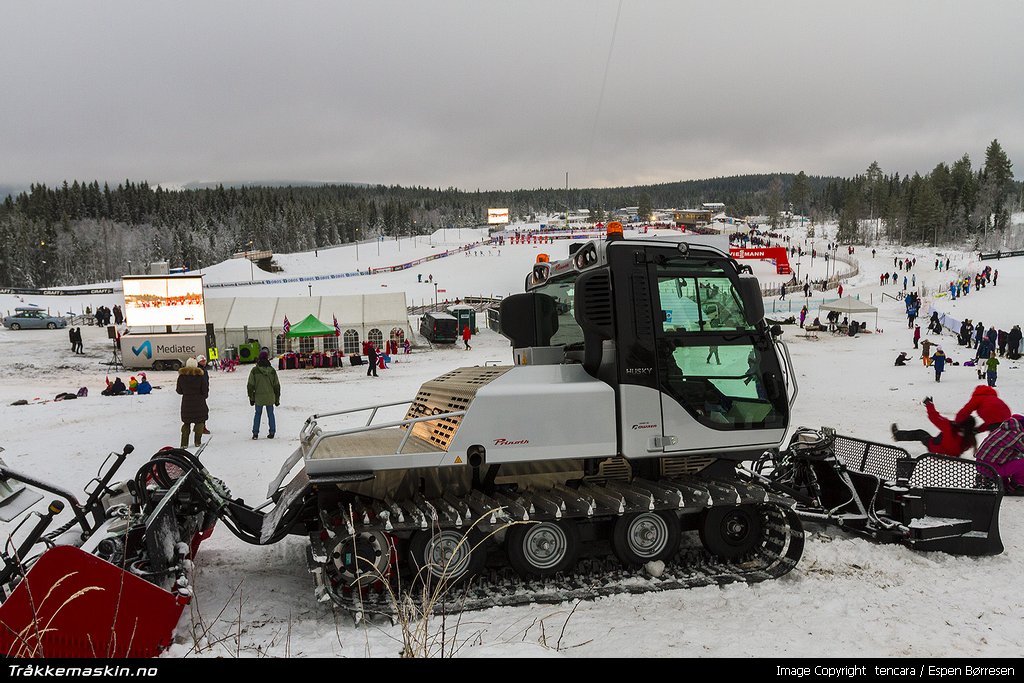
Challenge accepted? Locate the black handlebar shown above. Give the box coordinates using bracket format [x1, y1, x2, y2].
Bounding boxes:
[0, 500, 64, 588]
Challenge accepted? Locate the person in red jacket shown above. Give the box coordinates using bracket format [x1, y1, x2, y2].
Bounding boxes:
[891, 397, 976, 457]
[462, 324, 472, 350]
[954, 385, 1012, 433]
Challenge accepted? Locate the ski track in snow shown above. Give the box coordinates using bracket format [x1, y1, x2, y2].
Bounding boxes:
[1, 224, 1022, 658]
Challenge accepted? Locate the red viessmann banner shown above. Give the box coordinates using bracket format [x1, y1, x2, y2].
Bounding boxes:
[729, 247, 792, 274]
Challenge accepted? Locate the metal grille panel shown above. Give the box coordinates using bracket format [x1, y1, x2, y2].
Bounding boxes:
[909, 455, 1001, 492]
[581, 272, 613, 327]
[585, 456, 633, 483]
[403, 366, 512, 450]
[831, 434, 908, 481]
[661, 455, 715, 478]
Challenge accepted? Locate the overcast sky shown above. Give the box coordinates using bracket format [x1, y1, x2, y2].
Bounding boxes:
[2, 1, 1023, 191]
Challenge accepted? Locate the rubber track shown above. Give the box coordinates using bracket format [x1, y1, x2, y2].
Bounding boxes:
[324, 502, 804, 620]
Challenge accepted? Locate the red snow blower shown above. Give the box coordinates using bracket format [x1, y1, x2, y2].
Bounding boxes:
[0, 445, 217, 657]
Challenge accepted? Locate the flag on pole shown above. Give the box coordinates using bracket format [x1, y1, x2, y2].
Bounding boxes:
[333, 314, 341, 337]
[283, 315, 291, 334]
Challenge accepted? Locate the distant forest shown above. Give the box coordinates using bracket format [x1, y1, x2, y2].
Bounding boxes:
[1, 139, 1020, 288]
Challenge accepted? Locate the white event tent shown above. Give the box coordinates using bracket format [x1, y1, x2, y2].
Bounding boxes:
[204, 292, 412, 355]
[818, 295, 879, 330]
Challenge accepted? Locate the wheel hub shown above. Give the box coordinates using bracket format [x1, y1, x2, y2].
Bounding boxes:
[330, 531, 391, 588]
[522, 524, 568, 570]
[628, 513, 669, 558]
[424, 531, 471, 578]
[724, 514, 750, 542]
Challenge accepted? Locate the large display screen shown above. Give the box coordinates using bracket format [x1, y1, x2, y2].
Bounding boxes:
[487, 208, 510, 224]
[122, 276, 206, 326]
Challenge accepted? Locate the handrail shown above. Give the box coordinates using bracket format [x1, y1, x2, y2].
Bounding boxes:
[306, 410, 469, 457]
[300, 399, 415, 441]
[309, 399, 414, 422]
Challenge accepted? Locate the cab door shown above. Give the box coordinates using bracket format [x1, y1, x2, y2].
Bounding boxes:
[651, 268, 788, 456]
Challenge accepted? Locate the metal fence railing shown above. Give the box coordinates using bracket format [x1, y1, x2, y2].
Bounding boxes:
[759, 252, 859, 298]
[980, 249, 1024, 261]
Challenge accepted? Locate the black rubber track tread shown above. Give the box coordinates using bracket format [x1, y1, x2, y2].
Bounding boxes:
[323, 501, 804, 620]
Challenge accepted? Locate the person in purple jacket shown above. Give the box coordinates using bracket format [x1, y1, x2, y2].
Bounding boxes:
[975, 415, 1024, 493]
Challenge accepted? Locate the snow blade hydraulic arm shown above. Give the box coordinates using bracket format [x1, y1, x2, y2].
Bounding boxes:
[749, 427, 1002, 556]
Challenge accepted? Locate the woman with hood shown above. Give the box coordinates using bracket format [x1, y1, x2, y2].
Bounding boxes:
[176, 358, 209, 449]
[954, 385, 1011, 434]
[247, 350, 281, 439]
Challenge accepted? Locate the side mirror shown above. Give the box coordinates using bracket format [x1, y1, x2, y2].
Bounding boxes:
[737, 275, 765, 326]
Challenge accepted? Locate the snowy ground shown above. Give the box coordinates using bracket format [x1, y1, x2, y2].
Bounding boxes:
[0, 223, 1022, 658]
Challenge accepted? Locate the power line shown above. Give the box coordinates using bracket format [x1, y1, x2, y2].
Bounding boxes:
[584, 0, 623, 184]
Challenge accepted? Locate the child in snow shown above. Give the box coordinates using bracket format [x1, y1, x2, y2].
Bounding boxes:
[101, 377, 128, 396]
[931, 347, 947, 382]
[986, 355, 999, 387]
[891, 397, 976, 457]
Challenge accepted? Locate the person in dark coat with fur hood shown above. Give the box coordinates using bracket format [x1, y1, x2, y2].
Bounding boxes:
[176, 357, 209, 449]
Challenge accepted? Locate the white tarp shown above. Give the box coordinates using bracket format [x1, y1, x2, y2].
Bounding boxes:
[818, 295, 878, 330]
[818, 295, 878, 314]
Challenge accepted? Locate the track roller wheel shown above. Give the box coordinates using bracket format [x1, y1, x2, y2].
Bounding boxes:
[506, 520, 579, 578]
[407, 528, 486, 585]
[331, 531, 395, 588]
[611, 511, 681, 566]
[699, 505, 764, 559]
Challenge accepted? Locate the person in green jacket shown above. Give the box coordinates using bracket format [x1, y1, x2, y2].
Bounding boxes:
[986, 355, 999, 387]
[247, 350, 281, 439]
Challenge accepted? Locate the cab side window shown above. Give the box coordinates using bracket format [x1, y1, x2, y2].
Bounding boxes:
[657, 277, 701, 332]
[698, 277, 748, 331]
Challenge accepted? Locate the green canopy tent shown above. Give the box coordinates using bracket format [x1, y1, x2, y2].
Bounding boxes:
[286, 314, 336, 338]
[284, 314, 338, 354]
